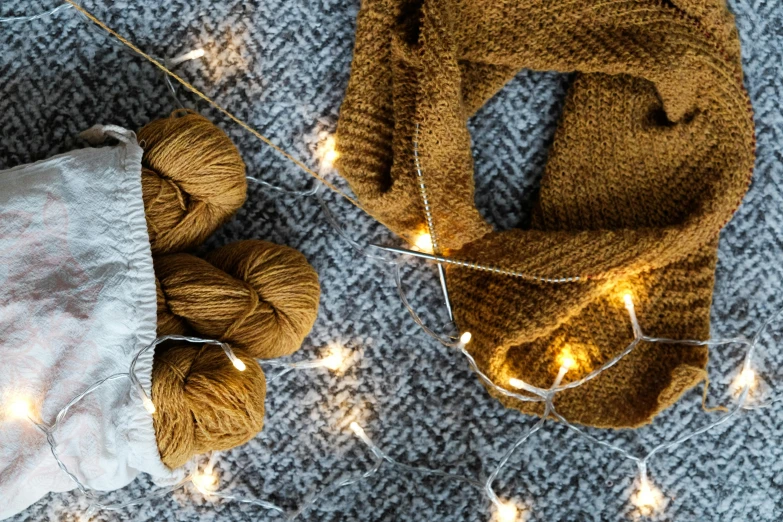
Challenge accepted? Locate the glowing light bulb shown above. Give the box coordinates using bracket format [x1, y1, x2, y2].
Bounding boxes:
[349, 421, 364, 437]
[169, 48, 206, 66]
[320, 136, 340, 169]
[220, 343, 246, 372]
[413, 232, 433, 253]
[731, 367, 757, 397]
[508, 378, 525, 390]
[623, 292, 633, 308]
[321, 344, 349, 372]
[192, 470, 219, 496]
[8, 399, 32, 420]
[459, 332, 472, 346]
[495, 499, 518, 522]
[556, 347, 576, 371]
[736, 368, 755, 388]
[322, 352, 342, 370]
[142, 396, 156, 414]
[632, 476, 662, 512]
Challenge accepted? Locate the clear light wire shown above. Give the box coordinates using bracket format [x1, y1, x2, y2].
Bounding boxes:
[0, 3, 72, 23]
[247, 175, 319, 198]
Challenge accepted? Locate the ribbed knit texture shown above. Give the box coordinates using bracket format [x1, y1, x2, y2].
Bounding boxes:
[337, 0, 756, 427]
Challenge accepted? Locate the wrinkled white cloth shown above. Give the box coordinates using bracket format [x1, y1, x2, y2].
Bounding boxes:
[0, 126, 180, 520]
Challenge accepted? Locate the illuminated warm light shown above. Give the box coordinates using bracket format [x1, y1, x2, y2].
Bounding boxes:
[556, 346, 576, 371]
[349, 421, 364, 437]
[413, 232, 434, 253]
[142, 396, 157, 415]
[459, 332, 472, 346]
[623, 292, 634, 308]
[321, 344, 349, 372]
[508, 378, 525, 390]
[169, 48, 206, 66]
[632, 476, 663, 512]
[495, 499, 519, 522]
[192, 470, 219, 496]
[8, 398, 32, 420]
[350, 421, 378, 449]
[320, 135, 340, 169]
[731, 367, 757, 396]
[221, 343, 246, 372]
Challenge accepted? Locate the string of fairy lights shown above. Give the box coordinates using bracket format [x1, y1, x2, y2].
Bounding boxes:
[2, 2, 781, 522]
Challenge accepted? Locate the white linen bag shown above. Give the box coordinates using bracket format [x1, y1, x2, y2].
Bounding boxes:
[0, 126, 179, 520]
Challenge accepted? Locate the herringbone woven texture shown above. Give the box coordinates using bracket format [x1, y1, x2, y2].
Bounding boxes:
[1, 1, 782, 521]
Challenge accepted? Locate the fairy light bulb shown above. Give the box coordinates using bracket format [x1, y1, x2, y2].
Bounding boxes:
[168, 48, 206, 66]
[620, 290, 642, 337]
[556, 346, 576, 371]
[220, 342, 246, 372]
[142, 396, 156, 414]
[632, 474, 662, 512]
[731, 367, 757, 397]
[459, 332, 472, 346]
[349, 421, 377, 450]
[413, 232, 434, 253]
[508, 378, 525, 390]
[322, 352, 343, 371]
[637, 480, 655, 507]
[8, 398, 32, 420]
[320, 135, 340, 169]
[495, 499, 518, 522]
[192, 469, 219, 496]
[736, 368, 755, 388]
[321, 343, 350, 372]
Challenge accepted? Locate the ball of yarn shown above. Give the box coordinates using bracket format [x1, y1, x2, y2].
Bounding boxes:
[139, 110, 247, 255]
[151, 343, 266, 469]
[155, 239, 320, 358]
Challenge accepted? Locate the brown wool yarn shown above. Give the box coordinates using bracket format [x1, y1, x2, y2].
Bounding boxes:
[155, 276, 188, 336]
[337, 0, 755, 427]
[139, 110, 247, 255]
[151, 343, 266, 469]
[136, 114, 319, 467]
[155, 239, 321, 359]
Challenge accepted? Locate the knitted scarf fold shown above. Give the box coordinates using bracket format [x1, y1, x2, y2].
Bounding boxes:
[337, 0, 755, 428]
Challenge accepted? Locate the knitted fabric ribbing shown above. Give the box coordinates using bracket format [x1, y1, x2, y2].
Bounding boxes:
[337, 0, 755, 428]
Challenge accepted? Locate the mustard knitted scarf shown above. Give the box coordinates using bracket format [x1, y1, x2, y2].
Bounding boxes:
[337, 0, 755, 428]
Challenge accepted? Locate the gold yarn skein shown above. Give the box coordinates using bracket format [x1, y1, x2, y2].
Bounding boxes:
[155, 240, 320, 359]
[151, 343, 266, 469]
[155, 276, 188, 336]
[139, 110, 247, 255]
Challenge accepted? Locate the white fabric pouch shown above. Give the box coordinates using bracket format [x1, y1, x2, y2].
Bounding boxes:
[0, 126, 179, 520]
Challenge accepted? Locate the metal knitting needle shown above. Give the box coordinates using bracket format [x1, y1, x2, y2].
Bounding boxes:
[371, 244, 447, 262]
[437, 263, 454, 323]
[373, 244, 454, 322]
